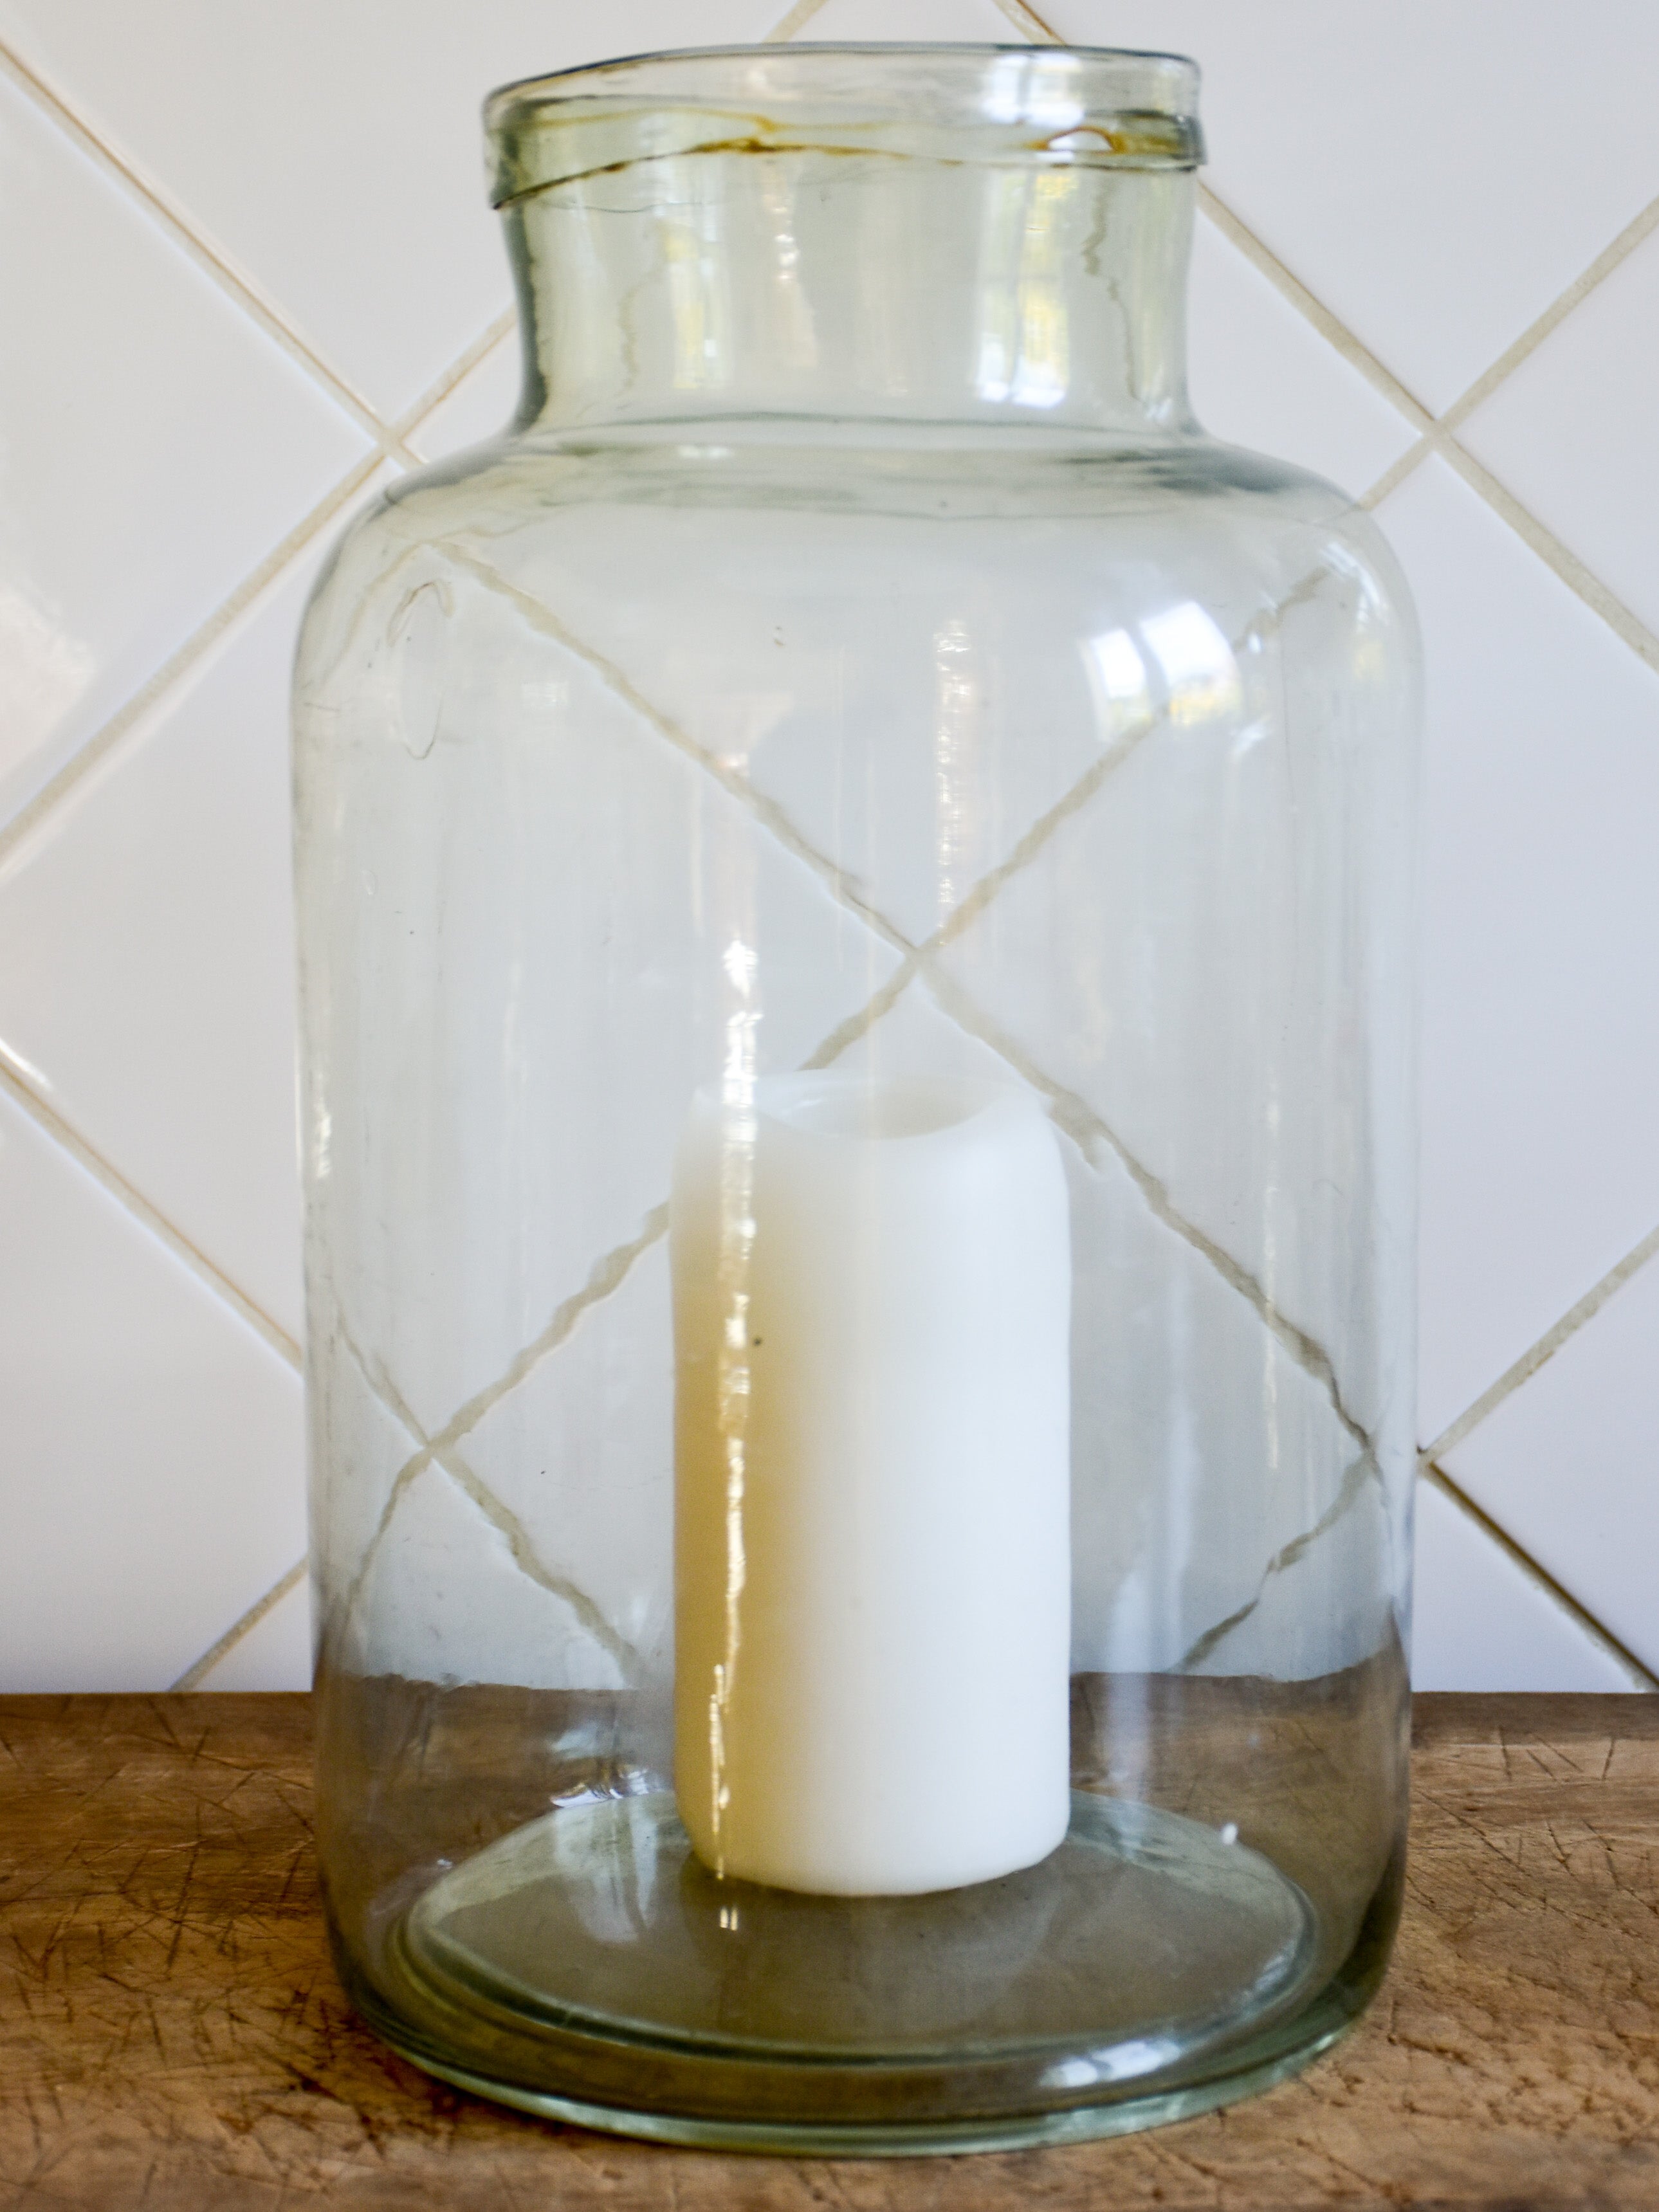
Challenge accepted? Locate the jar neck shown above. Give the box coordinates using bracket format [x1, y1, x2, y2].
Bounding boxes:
[502, 152, 1197, 438]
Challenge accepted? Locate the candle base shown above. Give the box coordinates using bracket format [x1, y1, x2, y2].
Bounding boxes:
[354, 1787, 1375, 2153]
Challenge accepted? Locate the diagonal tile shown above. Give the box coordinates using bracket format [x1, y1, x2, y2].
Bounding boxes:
[1188, 214, 1416, 495]
[512, 499, 1124, 950]
[196, 1571, 312, 1693]
[0, 72, 370, 831]
[306, 1303, 425, 1629]
[1379, 459, 1659, 1445]
[1036, 0, 1659, 414]
[0, 0, 792, 423]
[309, 536, 902, 1442]
[1411, 1479, 1638, 1694]
[464, 1241, 674, 1690]
[1458, 221, 1659, 640]
[1440, 1255, 1659, 1679]
[929, 553, 1415, 1447]
[0, 486, 389, 1345]
[837, 980, 1368, 1678]
[349, 1462, 632, 1691]
[0, 1086, 306, 1692]
[463, 969, 1371, 1694]
[405, 330, 522, 463]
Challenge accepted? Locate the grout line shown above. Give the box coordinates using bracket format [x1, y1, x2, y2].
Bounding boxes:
[1437, 441, 1659, 675]
[1425, 1220, 1659, 1467]
[1196, 183, 1435, 433]
[1420, 1462, 1659, 1693]
[1004, 0, 1437, 429]
[1357, 434, 1431, 512]
[1009, 0, 1659, 695]
[802, 956, 920, 1071]
[1196, 169, 1659, 695]
[1197, 148, 1659, 689]
[765, 0, 832, 39]
[0, 37, 415, 464]
[1360, 193, 1659, 520]
[824, 965, 1386, 1682]
[394, 310, 518, 449]
[921, 958, 1378, 1463]
[171, 1557, 309, 1692]
[0, 454, 387, 881]
[1000, 0, 1059, 33]
[331, 1304, 645, 1685]
[441, 544, 915, 959]
[991, 0, 1063, 37]
[0, 284, 533, 1494]
[334, 1208, 672, 1644]
[0, 285, 526, 882]
[1434, 190, 1659, 441]
[1181, 1449, 1374, 1672]
[0, 1050, 302, 1373]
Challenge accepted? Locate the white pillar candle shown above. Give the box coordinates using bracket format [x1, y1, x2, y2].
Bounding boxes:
[672, 1072, 1072, 1896]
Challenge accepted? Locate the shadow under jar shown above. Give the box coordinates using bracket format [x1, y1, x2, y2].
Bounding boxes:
[293, 42, 1422, 2155]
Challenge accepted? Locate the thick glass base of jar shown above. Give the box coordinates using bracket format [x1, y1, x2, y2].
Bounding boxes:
[335, 1788, 1402, 2154]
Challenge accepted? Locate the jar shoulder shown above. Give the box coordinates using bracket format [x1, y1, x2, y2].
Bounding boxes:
[297, 426, 1416, 708]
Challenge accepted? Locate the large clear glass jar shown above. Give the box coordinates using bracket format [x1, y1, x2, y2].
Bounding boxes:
[293, 43, 1422, 2155]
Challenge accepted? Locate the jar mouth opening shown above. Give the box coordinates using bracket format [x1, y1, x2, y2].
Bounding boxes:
[484, 42, 1203, 208]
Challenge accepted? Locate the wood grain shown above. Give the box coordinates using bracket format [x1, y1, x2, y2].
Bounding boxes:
[1, 1692, 1655, 2209]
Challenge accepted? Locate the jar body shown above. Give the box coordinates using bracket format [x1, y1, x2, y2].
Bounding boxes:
[295, 48, 1420, 2152]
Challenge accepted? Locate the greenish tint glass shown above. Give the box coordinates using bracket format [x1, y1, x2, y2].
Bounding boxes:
[294, 42, 1421, 2153]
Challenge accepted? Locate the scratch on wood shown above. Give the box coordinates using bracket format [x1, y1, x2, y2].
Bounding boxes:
[3, 1691, 1659, 2204]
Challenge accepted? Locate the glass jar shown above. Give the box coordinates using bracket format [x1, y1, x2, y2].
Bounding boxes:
[293, 42, 1422, 2155]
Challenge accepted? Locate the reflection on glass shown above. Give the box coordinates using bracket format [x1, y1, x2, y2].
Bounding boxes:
[976, 169, 1074, 409]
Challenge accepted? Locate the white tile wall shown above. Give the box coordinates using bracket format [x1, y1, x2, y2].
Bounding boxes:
[0, 1088, 306, 1692]
[0, 0, 1653, 1695]
[1384, 458, 1659, 1447]
[0, 68, 372, 828]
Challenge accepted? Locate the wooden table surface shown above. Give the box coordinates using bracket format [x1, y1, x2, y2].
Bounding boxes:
[2, 1692, 1656, 2209]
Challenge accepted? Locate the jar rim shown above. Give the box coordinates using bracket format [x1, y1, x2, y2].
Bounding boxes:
[484, 42, 1204, 208]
